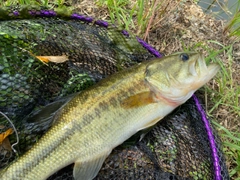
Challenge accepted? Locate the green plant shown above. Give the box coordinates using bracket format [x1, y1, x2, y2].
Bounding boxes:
[224, 10, 240, 38]
[96, 0, 135, 31]
[203, 42, 240, 179]
[95, 0, 180, 36]
[182, 39, 240, 179]
[213, 121, 240, 179]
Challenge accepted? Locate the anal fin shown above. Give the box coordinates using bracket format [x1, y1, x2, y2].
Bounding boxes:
[73, 150, 111, 180]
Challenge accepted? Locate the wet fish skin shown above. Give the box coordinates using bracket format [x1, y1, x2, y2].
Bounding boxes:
[0, 52, 219, 180]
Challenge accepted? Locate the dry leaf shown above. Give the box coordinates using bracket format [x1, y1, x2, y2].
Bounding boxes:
[0, 128, 13, 144]
[0, 136, 13, 162]
[36, 55, 69, 63]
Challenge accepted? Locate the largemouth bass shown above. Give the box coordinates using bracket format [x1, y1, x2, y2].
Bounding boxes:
[0, 52, 219, 180]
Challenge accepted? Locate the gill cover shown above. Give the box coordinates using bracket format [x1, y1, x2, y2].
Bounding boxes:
[144, 52, 219, 105]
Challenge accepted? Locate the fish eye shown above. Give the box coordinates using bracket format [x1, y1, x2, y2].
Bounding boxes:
[180, 53, 189, 61]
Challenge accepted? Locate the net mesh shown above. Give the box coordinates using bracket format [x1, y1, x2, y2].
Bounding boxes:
[0, 6, 229, 180]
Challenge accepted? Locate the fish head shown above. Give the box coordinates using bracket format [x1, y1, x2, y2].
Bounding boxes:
[145, 52, 220, 106]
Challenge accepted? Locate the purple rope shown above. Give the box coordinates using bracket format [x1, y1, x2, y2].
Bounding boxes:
[71, 13, 93, 22]
[95, 20, 108, 27]
[28, 10, 57, 17]
[40, 10, 57, 17]
[122, 30, 130, 37]
[13, 10, 19, 16]
[137, 37, 163, 58]
[192, 94, 221, 180]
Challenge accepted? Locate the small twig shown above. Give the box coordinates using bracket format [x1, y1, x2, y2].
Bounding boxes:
[143, 0, 158, 41]
[205, 89, 208, 113]
[0, 111, 19, 155]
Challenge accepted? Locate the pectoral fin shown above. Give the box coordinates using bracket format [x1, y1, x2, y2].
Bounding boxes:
[121, 91, 156, 109]
[73, 150, 111, 180]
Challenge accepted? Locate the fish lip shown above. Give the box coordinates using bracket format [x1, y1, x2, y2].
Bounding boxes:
[206, 63, 220, 78]
[198, 54, 220, 82]
[190, 54, 220, 80]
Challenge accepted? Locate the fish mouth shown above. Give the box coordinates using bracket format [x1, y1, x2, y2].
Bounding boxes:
[189, 54, 220, 80]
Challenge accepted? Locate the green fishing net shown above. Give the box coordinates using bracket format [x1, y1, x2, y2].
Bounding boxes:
[0, 6, 229, 180]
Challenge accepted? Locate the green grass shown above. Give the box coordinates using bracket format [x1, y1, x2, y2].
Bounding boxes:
[96, 0, 137, 31]
[225, 0, 240, 38]
[213, 121, 240, 179]
[207, 44, 240, 179]
[186, 39, 240, 179]
[0, 0, 65, 7]
[96, 0, 181, 36]
[203, 42, 240, 113]
[197, 0, 240, 39]
[201, 42, 240, 179]
[0, 0, 240, 178]
[96, 0, 164, 33]
[183, 38, 240, 179]
[224, 10, 240, 38]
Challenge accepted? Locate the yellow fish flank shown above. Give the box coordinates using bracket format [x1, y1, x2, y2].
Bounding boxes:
[0, 52, 220, 180]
